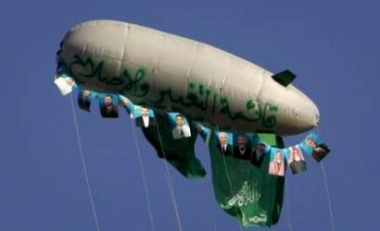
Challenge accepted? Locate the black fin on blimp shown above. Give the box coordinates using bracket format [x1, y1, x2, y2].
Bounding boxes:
[272, 70, 296, 87]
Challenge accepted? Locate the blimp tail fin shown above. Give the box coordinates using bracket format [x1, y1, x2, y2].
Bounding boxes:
[272, 70, 296, 87]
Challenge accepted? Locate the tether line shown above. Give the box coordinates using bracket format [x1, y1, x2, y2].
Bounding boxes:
[69, 95, 101, 231]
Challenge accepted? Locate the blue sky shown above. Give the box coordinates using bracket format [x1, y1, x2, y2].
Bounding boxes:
[1, 0, 380, 230]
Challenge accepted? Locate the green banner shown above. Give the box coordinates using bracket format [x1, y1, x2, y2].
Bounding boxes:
[140, 111, 206, 179]
[209, 132, 285, 227]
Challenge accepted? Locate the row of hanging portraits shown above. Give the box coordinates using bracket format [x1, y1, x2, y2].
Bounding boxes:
[77, 89, 330, 176]
[78, 90, 192, 139]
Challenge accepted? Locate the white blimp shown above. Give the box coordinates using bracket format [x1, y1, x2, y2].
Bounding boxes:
[56, 20, 319, 136]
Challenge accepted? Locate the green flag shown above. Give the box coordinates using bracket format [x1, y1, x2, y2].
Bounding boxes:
[209, 132, 285, 227]
[140, 111, 206, 179]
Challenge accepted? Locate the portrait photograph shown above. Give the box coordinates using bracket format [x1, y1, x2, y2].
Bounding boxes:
[312, 143, 331, 162]
[232, 133, 252, 161]
[268, 148, 286, 177]
[300, 133, 319, 155]
[169, 113, 191, 139]
[251, 142, 268, 167]
[300, 133, 331, 162]
[98, 94, 119, 118]
[134, 106, 155, 128]
[215, 131, 233, 156]
[288, 146, 307, 174]
[77, 90, 94, 112]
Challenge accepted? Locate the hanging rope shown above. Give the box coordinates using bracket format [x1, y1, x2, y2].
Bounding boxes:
[284, 180, 294, 231]
[320, 163, 336, 231]
[153, 117, 184, 231]
[213, 212, 218, 231]
[69, 95, 101, 231]
[163, 172, 183, 231]
[317, 127, 336, 231]
[128, 119, 156, 231]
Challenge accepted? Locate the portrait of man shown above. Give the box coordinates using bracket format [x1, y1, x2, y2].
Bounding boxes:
[78, 90, 92, 112]
[233, 134, 252, 160]
[306, 137, 317, 149]
[100, 95, 119, 118]
[216, 132, 233, 156]
[251, 143, 267, 167]
[301, 136, 318, 155]
[288, 146, 307, 174]
[135, 106, 155, 128]
[171, 114, 191, 139]
[268, 150, 285, 177]
[312, 143, 331, 162]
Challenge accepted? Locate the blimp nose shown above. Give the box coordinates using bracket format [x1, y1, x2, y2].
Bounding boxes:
[273, 84, 320, 136]
[295, 98, 320, 133]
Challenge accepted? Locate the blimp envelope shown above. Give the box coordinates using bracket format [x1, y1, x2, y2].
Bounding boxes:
[57, 20, 319, 136]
